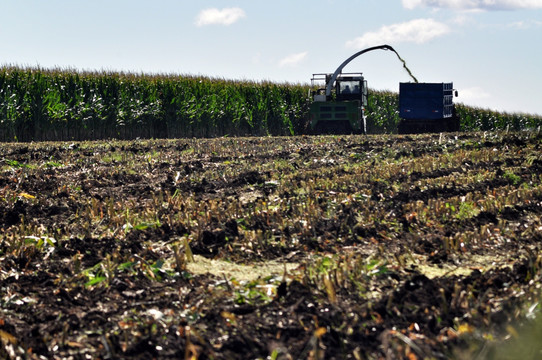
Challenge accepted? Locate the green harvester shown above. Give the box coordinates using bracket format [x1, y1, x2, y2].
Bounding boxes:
[309, 72, 367, 134]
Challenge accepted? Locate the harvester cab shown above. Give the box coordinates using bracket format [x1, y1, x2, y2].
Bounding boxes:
[309, 73, 368, 134]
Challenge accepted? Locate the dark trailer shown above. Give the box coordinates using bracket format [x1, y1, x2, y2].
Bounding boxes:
[398, 82, 460, 134]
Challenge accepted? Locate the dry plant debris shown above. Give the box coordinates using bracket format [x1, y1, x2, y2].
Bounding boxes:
[1, 132, 542, 359]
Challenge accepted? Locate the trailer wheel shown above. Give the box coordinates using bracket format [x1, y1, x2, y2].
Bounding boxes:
[450, 107, 461, 132]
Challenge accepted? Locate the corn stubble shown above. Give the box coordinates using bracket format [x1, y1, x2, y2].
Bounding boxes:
[1, 132, 542, 358]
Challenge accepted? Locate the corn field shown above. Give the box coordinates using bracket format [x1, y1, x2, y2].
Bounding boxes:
[0, 67, 308, 142]
[1, 66, 541, 141]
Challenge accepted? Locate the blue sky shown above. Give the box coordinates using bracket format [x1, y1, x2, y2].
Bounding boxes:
[1, 0, 541, 115]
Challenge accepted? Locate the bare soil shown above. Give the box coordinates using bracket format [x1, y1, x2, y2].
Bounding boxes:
[1, 132, 542, 359]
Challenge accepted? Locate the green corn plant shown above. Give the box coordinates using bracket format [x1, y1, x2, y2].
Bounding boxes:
[2, 65, 542, 142]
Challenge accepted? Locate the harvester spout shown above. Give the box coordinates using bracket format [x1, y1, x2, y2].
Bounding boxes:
[325, 44, 418, 97]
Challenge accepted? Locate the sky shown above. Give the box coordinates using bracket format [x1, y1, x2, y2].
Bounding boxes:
[1, 0, 541, 115]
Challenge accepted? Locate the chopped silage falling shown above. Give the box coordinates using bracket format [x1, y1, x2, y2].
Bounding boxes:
[389, 48, 419, 83]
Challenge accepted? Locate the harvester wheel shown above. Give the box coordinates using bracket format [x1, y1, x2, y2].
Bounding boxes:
[313, 121, 353, 135]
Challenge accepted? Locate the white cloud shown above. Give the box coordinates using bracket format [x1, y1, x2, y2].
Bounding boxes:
[278, 52, 308, 67]
[507, 19, 542, 28]
[345, 19, 450, 49]
[402, 0, 542, 10]
[252, 52, 262, 64]
[195, 8, 246, 27]
[450, 14, 475, 25]
[458, 86, 491, 103]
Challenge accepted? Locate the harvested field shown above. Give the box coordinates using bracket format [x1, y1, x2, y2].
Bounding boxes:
[1, 132, 542, 359]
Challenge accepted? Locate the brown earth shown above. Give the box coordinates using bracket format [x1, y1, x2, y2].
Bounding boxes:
[1, 132, 542, 359]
